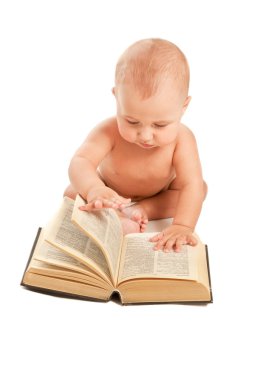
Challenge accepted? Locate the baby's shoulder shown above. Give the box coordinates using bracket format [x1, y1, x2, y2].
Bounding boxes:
[91, 116, 119, 140]
[95, 116, 118, 132]
[177, 123, 196, 143]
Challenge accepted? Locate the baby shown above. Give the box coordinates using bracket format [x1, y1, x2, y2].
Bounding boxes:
[64, 38, 207, 253]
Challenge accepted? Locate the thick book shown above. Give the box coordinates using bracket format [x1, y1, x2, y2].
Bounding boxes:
[21, 195, 212, 304]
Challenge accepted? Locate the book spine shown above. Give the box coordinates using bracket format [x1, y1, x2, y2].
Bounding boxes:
[20, 227, 42, 285]
[205, 245, 213, 303]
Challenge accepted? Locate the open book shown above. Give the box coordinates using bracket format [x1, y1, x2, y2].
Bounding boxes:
[21, 195, 212, 304]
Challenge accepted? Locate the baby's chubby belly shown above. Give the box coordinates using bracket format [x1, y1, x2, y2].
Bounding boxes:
[98, 164, 175, 200]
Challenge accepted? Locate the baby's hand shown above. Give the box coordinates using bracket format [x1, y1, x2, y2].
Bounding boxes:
[79, 186, 131, 211]
[149, 224, 198, 253]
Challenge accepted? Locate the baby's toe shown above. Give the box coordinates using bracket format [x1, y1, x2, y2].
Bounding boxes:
[140, 219, 148, 232]
[131, 210, 143, 222]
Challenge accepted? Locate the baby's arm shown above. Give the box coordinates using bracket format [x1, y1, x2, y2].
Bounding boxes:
[68, 119, 131, 210]
[150, 127, 205, 252]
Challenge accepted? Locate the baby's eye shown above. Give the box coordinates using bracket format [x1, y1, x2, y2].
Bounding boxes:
[126, 120, 139, 125]
[153, 123, 168, 128]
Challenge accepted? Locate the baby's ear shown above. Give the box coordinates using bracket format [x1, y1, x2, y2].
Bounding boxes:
[182, 96, 191, 114]
[111, 87, 116, 96]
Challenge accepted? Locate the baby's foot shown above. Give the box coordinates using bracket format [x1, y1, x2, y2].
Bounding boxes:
[116, 212, 141, 235]
[121, 204, 149, 233]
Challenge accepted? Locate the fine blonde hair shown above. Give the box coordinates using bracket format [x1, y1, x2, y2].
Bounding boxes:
[115, 38, 190, 99]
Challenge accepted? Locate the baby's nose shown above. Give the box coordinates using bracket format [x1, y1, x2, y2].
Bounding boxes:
[138, 127, 153, 141]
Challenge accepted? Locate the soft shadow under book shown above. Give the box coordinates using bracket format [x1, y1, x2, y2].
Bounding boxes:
[21, 195, 212, 304]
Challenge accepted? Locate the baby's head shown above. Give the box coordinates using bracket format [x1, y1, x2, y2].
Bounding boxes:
[113, 38, 191, 149]
[114, 38, 189, 101]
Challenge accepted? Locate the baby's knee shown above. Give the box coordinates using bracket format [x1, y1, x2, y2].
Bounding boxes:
[63, 184, 78, 200]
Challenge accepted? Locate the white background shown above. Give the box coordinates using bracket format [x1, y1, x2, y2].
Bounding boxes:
[1, 1, 252, 379]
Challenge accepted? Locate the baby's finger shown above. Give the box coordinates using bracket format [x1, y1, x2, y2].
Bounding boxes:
[79, 205, 87, 211]
[174, 237, 187, 252]
[118, 203, 130, 210]
[149, 232, 163, 242]
[118, 196, 131, 205]
[108, 196, 130, 210]
[111, 202, 121, 209]
[93, 200, 104, 209]
[187, 234, 198, 246]
[153, 235, 170, 250]
[163, 238, 176, 252]
[100, 199, 114, 208]
[101, 199, 124, 209]
[110, 198, 127, 209]
[79, 202, 96, 211]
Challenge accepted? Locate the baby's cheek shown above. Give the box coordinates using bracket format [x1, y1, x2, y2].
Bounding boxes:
[161, 129, 179, 145]
[118, 126, 135, 143]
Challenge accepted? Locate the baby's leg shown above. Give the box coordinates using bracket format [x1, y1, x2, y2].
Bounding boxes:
[127, 179, 207, 221]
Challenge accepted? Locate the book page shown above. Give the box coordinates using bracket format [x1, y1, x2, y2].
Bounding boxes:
[35, 238, 111, 285]
[71, 195, 123, 283]
[44, 197, 111, 283]
[118, 232, 198, 283]
[30, 254, 108, 290]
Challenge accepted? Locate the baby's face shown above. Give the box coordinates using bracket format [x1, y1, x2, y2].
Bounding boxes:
[114, 82, 189, 149]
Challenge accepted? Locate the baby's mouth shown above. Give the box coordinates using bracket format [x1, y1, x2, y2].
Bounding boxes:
[139, 143, 155, 148]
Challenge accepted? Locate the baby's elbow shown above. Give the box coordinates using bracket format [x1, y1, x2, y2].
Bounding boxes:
[203, 180, 208, 201]
[68, 155, 82, 178]
[68, 155, 95, 177]
[68, 159, 74, 181]
[187, 179, 207, 201]
[68, 156, 76, 176]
